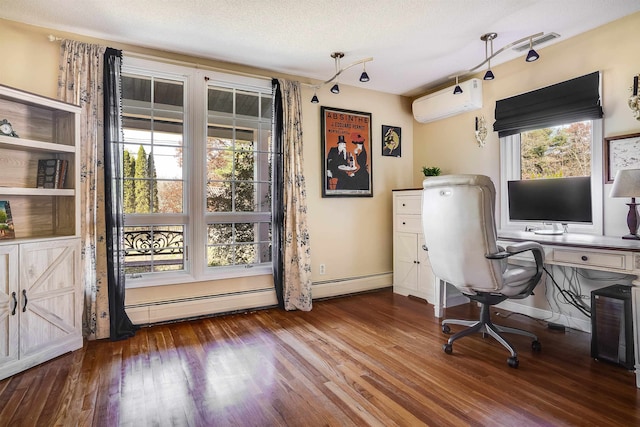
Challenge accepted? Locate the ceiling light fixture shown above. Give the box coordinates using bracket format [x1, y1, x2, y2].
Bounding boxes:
[309, 52, 373, 103]
[451, 32, 545, 94]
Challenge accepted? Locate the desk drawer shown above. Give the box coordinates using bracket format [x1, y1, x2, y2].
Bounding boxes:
[395, 196, 421, 215]
[396, 215, 422, 233]
[551, 248, 626, 270]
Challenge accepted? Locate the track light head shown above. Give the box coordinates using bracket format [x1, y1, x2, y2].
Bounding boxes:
[483, 69, 495, 80]
[330, 83, 340, 94]
[526, 49, 540, 62]
[453, 85, 463, 94]
[359, 71, 370, 82]
[311, 93, 319, 103]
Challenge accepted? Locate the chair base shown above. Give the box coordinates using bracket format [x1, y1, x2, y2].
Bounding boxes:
[442, 296, 541, 367]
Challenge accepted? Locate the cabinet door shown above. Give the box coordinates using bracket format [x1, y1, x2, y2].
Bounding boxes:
[19, 239, 81, 359]
[394, 233, 419, 291]
[0, 245, 19, 366]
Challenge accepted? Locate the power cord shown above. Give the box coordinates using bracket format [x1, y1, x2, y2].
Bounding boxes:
[544, 265, 591, 318]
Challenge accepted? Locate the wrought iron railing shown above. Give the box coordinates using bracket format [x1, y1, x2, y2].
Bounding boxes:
[123, 228, 184, 269]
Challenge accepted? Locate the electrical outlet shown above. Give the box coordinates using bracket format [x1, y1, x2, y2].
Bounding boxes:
[319, 264, 326, 275]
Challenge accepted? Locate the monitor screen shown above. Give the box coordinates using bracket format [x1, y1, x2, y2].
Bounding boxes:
[508, 177, 593, 225]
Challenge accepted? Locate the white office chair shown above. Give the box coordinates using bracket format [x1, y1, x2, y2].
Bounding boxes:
[421, 174, 545, 368]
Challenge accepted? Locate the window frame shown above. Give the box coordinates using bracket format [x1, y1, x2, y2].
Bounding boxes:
[121, 57, 274, 289]
[499, 119, 603, 235]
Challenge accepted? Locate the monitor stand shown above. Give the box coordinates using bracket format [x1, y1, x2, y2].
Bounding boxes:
[534, 223, 566, 235]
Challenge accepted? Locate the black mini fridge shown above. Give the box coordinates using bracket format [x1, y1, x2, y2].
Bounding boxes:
[591, 284, 634, 370]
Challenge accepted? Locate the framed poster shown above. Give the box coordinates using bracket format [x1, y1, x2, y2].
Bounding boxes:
[382, 125, 401, 157]
[0, 200, 15, 240]
[604, 132, 640, 183]
[321, 106, 373, 197]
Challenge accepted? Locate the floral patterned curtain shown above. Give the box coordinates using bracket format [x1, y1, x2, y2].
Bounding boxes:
[275, 79, 312, 311]
[58, 40, 110, 340]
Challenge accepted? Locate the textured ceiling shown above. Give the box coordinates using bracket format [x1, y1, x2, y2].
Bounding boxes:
[1, 0, 639, 97]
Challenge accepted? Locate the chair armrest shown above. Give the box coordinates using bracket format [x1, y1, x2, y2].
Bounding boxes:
[486, 241, 545, 299]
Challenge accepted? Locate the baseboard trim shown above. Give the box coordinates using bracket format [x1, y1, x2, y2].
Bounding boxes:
[126, 272, 393, 326]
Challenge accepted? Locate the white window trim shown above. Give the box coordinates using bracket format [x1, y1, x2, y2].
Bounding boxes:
[122, 56, 274, 289]
[499, 119, 603, 235]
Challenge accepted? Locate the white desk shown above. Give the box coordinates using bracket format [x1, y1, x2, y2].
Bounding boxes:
[431, 230, 640, 387]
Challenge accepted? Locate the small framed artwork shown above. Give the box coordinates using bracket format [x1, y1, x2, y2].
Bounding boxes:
[604, 132, 640, 183]
[382, 125, 401, 157]
[0, 200, 15, 240]
[321, 106, 373, 197]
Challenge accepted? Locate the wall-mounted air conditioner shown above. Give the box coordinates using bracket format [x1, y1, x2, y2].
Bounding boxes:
[412, 78, 483, 123]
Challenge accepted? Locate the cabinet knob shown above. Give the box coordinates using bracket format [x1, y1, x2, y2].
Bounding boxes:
[402, 203, 406, 207]
[581, 255, 588, 262]
[402, 222, 406, 225]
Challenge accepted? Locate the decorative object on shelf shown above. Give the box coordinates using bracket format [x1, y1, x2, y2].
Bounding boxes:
[450, 32, 558, 95]
[604, 132, 640, 183]
[36, 159, 68, 189]
[382, 125, 401, 157]
[610, 168, 640, 240]
[628, 74, 640, 120]
[0, 200, 15, 240]
[321, 106, 372, 197]
[310, 52, 373, 103]
[475, 115, 488, 147]
[0, 119, 19, 137]
[422, 166, 441, 177]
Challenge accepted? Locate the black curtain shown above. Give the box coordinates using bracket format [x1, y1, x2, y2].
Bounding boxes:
[104, 48, 138, 340]
[271, 78, 285, 309]
[493, 71, 603, 137]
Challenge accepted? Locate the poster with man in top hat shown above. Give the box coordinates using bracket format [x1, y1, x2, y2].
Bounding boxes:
[321, 106, 372, 197]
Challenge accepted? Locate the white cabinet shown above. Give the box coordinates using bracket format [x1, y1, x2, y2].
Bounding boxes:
[392, 190, 435, 303]
[0, 84, 82, 380]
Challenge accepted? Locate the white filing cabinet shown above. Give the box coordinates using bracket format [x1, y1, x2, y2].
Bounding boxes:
[392, 189, 435, 304]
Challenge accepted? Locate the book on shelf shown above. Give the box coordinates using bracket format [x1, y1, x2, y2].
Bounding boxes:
[36, 159, 68, 189]
[0, 200, 15, 240]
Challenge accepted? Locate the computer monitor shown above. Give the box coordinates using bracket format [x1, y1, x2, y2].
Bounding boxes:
[507, 176, 592, 235]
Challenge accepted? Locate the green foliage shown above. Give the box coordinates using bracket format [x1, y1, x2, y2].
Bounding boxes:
[0, 210, 6, 224]
[134, 145, 150, 213]
[147, 152, 159, 213]
[521, 122, 591, 179]
[123, 150, 136, 213]
[422, 166, 441, 177]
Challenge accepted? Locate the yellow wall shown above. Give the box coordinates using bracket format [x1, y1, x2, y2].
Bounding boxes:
[0, 19, 414, 319]
[412, 12, 640, 238]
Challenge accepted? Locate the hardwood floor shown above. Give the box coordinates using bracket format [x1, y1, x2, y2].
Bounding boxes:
[1, 288, 639, 426]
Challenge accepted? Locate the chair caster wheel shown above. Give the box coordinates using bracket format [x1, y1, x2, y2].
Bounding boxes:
[442, 324, 451, 334]
[532, 340, 542, 352]
[443, 343, 453, 354]
[507, 357, 519, 368]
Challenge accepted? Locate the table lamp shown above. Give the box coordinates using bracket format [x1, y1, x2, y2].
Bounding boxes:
[610, 168, 640, 239]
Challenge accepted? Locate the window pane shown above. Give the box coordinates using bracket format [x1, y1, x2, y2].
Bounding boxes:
[206, 222, 271, 267]
[236, 90, 259, 118]
[520, 121, 591, 179]
[124, 225, 185, 274]
[208, 88, 233, 114]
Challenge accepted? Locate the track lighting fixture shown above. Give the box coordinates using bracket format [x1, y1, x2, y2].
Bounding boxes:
[308, 52, 373, 103]
[453, 76, 463, 94]
[526, 37, 540, 62]
[481, 32, 496, 80]
[450, 32, 547, 90]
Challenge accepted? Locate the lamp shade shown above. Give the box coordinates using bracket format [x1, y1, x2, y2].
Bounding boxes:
[610, 169, 640, 197]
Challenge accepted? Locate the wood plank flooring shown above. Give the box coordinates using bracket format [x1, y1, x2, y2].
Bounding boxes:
[1, 288, 640, 426]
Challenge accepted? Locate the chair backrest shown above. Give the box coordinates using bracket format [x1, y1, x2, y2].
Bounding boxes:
[422, 174, 504, 293]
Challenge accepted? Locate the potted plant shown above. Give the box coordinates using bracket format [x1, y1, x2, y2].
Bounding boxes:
[422, 166, 441, 177]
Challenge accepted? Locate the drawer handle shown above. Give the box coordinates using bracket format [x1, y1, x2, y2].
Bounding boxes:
[581, 255, 588, 262]
[11, 292, 17, 316]
[402, 203, 406, 207]
[402, 222, 406, 225]
[22, 289, 28, 312]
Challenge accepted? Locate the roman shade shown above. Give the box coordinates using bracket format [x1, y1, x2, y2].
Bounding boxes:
[493, 71, 603, 137]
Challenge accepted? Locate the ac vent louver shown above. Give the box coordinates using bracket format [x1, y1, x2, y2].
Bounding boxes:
[512, 32, 561, 52]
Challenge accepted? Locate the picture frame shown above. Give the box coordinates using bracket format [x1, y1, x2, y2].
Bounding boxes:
[604, 132, 640, 183]
[382, 125, 401, 157]
[321, 106, 373, 197]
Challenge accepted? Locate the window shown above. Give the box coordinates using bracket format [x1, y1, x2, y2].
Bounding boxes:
[120, 57, 273, 288]
[500, 119, 603, 234]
